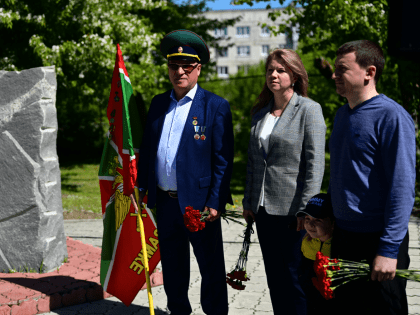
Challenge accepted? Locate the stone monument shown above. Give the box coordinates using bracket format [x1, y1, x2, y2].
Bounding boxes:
[0, 66, 68, 272]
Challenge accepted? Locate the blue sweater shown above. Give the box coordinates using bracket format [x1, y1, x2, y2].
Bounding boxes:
[329, 94, 416, 259]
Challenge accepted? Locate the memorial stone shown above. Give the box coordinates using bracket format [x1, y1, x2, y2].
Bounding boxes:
[0, 66, 68, 272]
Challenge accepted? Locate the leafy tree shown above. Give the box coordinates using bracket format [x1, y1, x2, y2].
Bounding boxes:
[1, 0, 166, 159]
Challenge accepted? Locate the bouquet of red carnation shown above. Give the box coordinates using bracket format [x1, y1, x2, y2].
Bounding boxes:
[183, 206, 206, 232]
[226, 222, 254, 290]
[184, 206, 246, 233]
[313, 251, 420, 300]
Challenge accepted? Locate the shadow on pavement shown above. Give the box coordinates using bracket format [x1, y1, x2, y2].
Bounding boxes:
[52, 298, 170, 315]
[1, 275, 103, 311]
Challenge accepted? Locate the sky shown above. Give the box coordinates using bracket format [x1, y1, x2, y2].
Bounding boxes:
[172, 0, 294, 11]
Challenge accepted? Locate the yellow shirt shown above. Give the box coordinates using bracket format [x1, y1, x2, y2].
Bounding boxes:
[301, 236, 332, 260]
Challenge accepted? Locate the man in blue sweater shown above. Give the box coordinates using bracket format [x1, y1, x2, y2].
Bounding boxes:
[329, 40, 416, 315]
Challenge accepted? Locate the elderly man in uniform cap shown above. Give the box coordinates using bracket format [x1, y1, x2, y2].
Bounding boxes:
[136, 29, 234, 315]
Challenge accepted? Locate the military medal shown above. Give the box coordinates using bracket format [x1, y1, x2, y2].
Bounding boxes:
[200, 126, 206, 141]
[192, 116, 198, 125]
[194, 126, 200, 140]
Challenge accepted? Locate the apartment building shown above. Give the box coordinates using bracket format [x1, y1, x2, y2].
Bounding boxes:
[202, 8, 299, 77]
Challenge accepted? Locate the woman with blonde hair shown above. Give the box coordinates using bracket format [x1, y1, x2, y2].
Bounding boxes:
[242, 49, 326, 315]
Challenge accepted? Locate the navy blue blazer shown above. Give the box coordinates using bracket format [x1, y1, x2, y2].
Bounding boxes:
[137, 84, 234, 214]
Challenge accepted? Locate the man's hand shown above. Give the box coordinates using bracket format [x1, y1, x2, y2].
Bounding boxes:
[205, 206, 220, 222]
[297, 216, 305, 231]
[242, 209, 255, 224]
[371, 254, 397, 282]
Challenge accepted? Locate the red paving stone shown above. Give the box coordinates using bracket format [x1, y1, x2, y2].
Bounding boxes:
[0, 283, 14, 294]
[0, 237, 163, 314]
[0, 297, 12, 305]
[77, 262, 98, 270]
[10, 299, 37, 315]
[2, 288, 40, 302]
[0, 305, 11, 315]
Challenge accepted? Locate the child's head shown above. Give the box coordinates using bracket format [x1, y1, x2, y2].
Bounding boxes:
[296, 193, 334, 241]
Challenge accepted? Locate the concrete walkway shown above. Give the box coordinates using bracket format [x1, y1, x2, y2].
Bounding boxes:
[40, 216, 420, 315]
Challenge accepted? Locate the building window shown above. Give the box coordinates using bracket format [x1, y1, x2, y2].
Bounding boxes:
[236, 26, 250, 37]
[261, 26, 270, 37]
[237, 65, 250, 74]
[237, 46, 250, 57]
[278, 44, 286, 49]
[217, 47, 228, 57]
[214, 27, 227, 38]
[217, 66, 229, 77]
[262, 45, 270, 56]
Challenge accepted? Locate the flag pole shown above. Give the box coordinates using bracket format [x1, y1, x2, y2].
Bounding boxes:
[130, 189, 155, 315]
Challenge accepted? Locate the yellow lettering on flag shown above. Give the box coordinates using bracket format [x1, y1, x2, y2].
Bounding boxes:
[129, 238, 159, 275]
[129, 260, 144, 275]
[146, 244, 156, 258]
[149, 237, 159, 250]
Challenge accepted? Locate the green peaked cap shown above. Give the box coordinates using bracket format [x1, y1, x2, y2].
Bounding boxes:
[160, 29, 210, 64]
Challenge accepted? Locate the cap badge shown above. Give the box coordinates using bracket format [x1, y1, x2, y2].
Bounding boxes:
[178, 46, 183, 53]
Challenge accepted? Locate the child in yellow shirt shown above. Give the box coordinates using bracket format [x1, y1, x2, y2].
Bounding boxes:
[296, 193, 336, 314]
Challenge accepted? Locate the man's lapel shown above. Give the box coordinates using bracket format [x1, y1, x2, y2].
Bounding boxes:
[177, 84, 205, 154]
[267, 92, 299, 154]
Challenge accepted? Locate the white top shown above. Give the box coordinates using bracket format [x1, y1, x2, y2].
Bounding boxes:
[259, 112, 279, 206]
[157, 84, 198, 191]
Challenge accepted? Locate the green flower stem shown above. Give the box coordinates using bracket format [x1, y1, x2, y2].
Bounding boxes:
[330, 259, 369, 267]
[223, 215, 246, 226]
[395, 270, 420, 281]
[327, 266, 370, 273]
[326, 263, 370, 270]
[327, 269, 369, 278]
[330, 272, 369, 282]
[330, 274, 370, 291]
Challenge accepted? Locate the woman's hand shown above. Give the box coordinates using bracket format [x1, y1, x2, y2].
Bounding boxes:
[242, 209, 256, 224]
[296, 216, 305, 231]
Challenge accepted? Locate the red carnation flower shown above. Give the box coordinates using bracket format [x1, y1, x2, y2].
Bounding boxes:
[226, 222, 253, 290]
[183, 206, 206, 232]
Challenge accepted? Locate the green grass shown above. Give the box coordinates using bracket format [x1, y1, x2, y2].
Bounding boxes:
[59, 155, 331, 216]
[60, 161, 246, 215]
[59, 152, 419, 219]
[3, 261, 45, 274]
[61, 164, 102, 214]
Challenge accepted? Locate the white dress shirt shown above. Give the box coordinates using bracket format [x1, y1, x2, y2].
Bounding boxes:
[259, 112, 279, 206]
[156, 84, 198, 191]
